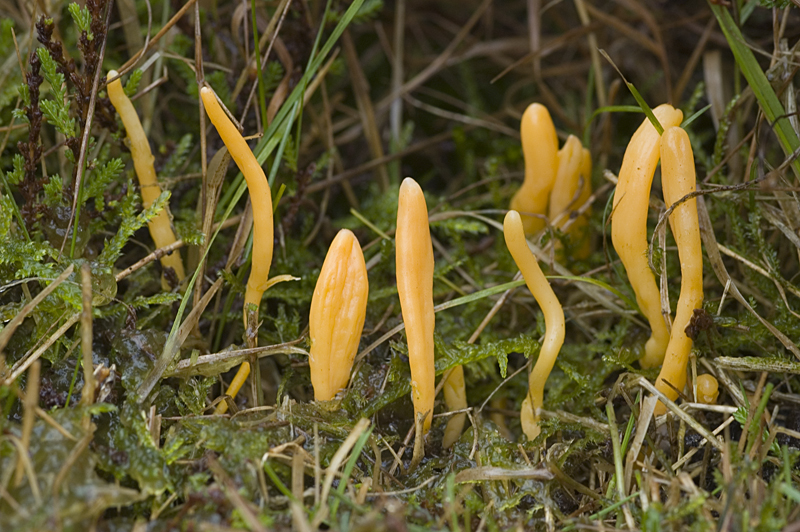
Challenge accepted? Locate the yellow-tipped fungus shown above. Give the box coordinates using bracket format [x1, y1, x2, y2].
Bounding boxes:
[396, 177, 435, 434]
[696, 374, 719, 405]
[308, 229, 369, 401]
[611, 104, 683, 369]
[107, 71, 185, 287]
[442, 365, 467, 448]
[503, 210, 565, 440]
[200, 86, 273, 415]
[510, 103, 559, 235]
[548, 135, 593, 259]
[654, 126, 703, 414]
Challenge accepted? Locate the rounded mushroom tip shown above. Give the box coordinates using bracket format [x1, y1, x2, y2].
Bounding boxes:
[504, 209, 522, 228]
[523, 102, 548, 118]
[400, 176, 420, 192]
[107, 70, 118, 82]
[200, 86, 212, 96]
[696, 374, 719, 404]
[331, 228, 356, 249]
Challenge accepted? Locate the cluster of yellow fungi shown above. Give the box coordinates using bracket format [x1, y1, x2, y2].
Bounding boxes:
[609, 107, 704, 414]
[506, 102, 707, 435]
[109, 63, 710, 445]
[510, 103, 593, 258]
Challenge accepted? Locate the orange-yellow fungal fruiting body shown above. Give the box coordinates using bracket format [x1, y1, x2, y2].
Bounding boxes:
[611, 104, 683, 369]
[696, 374, 719, 405]
[654, 126, 704, 415]
[442, 365, 467, 448]
[510, 104, 559, 235]
[200, 86, 274, 415]
[503, 210, 565, 440]
[107, 71, 185, 286]
[548, 134, 593, 259]
[396, 178, 436, 434]
[308, 229, 369, 401]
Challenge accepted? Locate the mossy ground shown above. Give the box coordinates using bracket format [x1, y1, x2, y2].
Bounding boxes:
[1, 0, 800, 530]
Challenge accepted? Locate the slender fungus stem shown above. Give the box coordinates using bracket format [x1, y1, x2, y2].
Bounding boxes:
[654, 126, 704, 414]
[611, 104, 683, 369]
[510, 103, 560, 235]
[200, 86, 274, 414]
[107, 71, 185, 288]
[503, 210, 565, 440]
[396, 178, 436, 434]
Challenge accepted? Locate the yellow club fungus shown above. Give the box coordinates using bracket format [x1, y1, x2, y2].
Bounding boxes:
[695, 374, 719, 405]
[654, 126, 703, 415]
[611, 104, 683, 369]
[106, 70, 185, 288]
[442, 365, 467, 448]
[503, 210, 565, 440]
[309, 229, 369, 401]
[548, 134, 593, 259]
[396, 177, 436, 434]
[510, 103, 559, 235]
[200, 86, 273, 415]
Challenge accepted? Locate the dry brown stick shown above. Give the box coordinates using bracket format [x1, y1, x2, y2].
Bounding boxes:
[239, 2, 293, 125]
[376, 0, 492, 115]
[342, 29, 390, 191]
[118, 0, 200, 73]
[674, 16, 715, 101]
[305, 130, 453, 194]
[193, 0, 207, 314]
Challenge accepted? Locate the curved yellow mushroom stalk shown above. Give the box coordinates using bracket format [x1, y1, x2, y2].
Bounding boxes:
[309, 229, 369, 401]
[503, 210, 565, 440]
[201, 86, 274, 415]
[548, 135, 593, 259]
[611, 104, 683, 369]
[396, 177, 436, 434]
[654, 126, 703, 415]
[107, 71, 185, 288]
[695, 374, 718, 405]
[510, 103, 560, 235]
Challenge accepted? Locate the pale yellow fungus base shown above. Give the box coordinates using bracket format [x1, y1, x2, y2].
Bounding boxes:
[442, 365, 467, 448]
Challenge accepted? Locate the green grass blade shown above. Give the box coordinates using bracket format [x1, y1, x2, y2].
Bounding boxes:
[709, 3, 800, 177]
